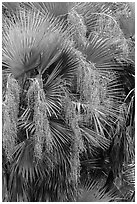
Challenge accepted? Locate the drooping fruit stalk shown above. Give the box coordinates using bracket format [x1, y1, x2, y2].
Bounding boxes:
[2, 74, 20, 161]
[27, 76, 53, 160]
[64, 94, 85, 193]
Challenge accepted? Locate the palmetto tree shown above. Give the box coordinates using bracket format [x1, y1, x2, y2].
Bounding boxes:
[2, 2, 135, 202]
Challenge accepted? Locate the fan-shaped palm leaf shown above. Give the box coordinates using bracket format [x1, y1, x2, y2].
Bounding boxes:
[2, 8, 74, 79]
[114, 163, 135, 201]
[75, 2, 113, 35]
[84, 34, 126, 73]
[43, 47, 82, 113]
[76, 2, 113, 17]
[80, 126, 110, 151]
[8, 140, 54, 201]
[2, 167, 9, 201]
[77, 179, 121, 202]
[122, 163, 135, 187]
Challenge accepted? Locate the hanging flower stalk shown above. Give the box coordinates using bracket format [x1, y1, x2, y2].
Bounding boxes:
[76, 54, 122, 127]
[70, 118, 83, 188]
[27, 76, 52, 160]
[68, 9, 87, 48]
[76, 53, 100, 102]
[2, 74, 20, 161]
[76, 59, 100, 121]
[64, 94, 84, 190]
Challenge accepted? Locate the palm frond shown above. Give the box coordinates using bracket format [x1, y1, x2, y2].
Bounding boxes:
[81, 158, 105, 170]
[85, 34, 125, 71]
[108, 101, 134, 180]
[78, 178, 121, 202]
[43, 40, 82, 87]
[8, 141, 32, 201]
[48, 120, 73, 175]
[125, 89, 135, 125]
[80, 126, 110, 152]
[2, 167, 9, 201]
[113, 163, 135, 201]
[76, 2, 113, 17]
[122, 163, 135, 187]
[2, 8, 74, 79]
[8, 139, 53, 201]
[3, 9, 44, 77]
[75, 2, 114, 37]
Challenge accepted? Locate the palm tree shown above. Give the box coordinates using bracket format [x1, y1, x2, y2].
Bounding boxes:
[2, 2, 135, 202]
